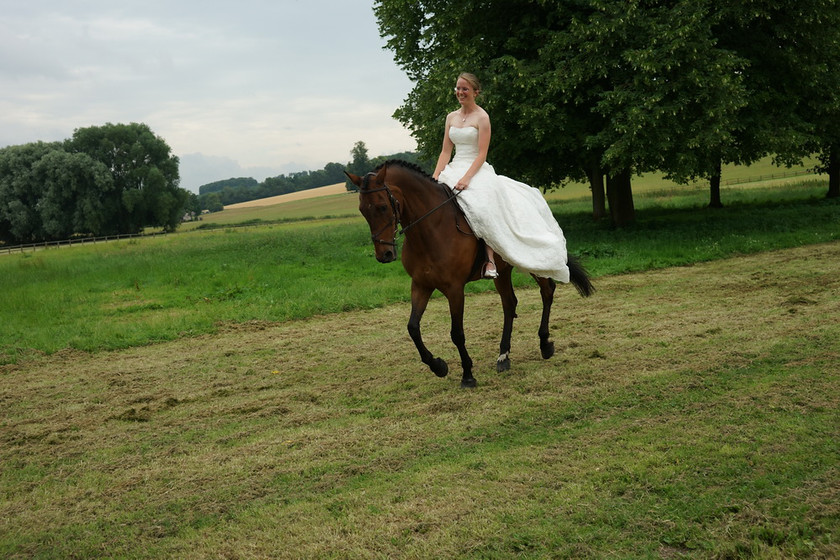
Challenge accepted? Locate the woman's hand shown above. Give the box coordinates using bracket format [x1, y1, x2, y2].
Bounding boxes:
[454, 176, 471, 190]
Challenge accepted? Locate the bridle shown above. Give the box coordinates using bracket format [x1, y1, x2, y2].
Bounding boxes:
[359, 172, 464, 251]
[359, 178, 402, 250]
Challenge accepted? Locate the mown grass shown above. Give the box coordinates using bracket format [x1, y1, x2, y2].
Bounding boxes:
[1, 242, 837, 558]
[1, 181, 838, 364]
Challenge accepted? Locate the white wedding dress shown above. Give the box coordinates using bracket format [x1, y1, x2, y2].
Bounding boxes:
[438, 126, 570, 282]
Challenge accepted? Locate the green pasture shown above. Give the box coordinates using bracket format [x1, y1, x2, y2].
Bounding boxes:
[1, 175, 837, 365]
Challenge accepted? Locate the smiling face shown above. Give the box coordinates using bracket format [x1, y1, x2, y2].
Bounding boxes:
[454, 74, 480, 107]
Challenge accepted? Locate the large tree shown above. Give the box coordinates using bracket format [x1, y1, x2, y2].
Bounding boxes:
[700, 0, 840, 206]
[779, 0, 840, 199]
[375, 0, 840, 224]
[34, 150, 114, 239]
[376, 0, 747, 226]
[1, 123, 187, 244]
[344, 141, 373, 191]
[546, 1, 748, 224]
[65, 122, 183, 234]
[0, 142, 60, 243]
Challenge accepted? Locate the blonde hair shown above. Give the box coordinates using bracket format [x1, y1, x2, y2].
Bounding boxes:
[457, 72, 481, 94]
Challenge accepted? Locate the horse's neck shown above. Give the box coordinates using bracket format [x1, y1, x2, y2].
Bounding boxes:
[393, 171, 451, 222]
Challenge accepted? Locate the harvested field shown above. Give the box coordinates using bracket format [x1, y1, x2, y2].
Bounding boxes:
[224, 182, 347, 209]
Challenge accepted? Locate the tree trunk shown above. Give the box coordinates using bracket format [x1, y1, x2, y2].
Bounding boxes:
[586, 162, 607, 221]
[828, 144, 839, 199]
[606, 168, 635, 227]
[708, 159, 723, 208]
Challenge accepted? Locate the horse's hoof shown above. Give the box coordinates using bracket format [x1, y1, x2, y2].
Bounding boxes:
[431, 358, 449, 378]
[460, 377, 477, 388]
[541, 341, 555, 360]
[496, 351, 511, 373]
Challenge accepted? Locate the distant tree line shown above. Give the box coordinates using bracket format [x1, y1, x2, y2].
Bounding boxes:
[198, 142, 426, 211]
[199, 177, 259, 195]
[343, 141, 426, 192]
[376, 0, 840, 226]
[198, 163, 347, 210]
[0, 123, 187, 245]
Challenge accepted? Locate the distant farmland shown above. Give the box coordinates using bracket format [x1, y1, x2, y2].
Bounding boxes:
[223, 182, 348, 209]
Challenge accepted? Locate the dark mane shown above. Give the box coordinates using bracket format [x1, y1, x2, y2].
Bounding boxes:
[374, 159, 439, 183]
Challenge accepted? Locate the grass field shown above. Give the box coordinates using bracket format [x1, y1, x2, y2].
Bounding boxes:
[1, 164, 838, 558]
[1, 242, 837, 558]
[2, 178, 836, 365]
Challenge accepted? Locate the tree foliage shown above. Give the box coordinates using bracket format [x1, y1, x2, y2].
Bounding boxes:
[0, 142, 60, 243]
[375, 0, 840, 224]
[65, 123, 184, 234]
[35, 150, 114, 239]
[0, 123, 185, 244]
[344, 141, 373, 192]
[347, 141, 371, 176]
[199, 177, 259, 196]
[708, 0, 840, 202]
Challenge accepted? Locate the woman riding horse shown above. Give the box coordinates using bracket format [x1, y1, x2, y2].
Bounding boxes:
[348, 160, 593, 388]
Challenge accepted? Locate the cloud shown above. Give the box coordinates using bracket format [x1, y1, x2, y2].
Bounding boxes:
[0, 0, 418, 192]
[178, 153, 297, 192]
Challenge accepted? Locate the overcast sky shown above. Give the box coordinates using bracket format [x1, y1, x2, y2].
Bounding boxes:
[0, 0, 417, 192]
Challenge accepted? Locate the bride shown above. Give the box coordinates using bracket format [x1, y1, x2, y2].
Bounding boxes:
[432, 72, 571, 283]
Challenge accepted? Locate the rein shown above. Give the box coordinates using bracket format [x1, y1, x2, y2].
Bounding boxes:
[360, 175, 464, 249]
[400, 185, 464, 236]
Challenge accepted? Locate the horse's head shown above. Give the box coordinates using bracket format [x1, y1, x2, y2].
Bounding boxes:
[346, 166, 401, 263]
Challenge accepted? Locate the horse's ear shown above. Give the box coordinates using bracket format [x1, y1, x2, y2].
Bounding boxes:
[375, 165, 387, 184]
[345, 171, 363, 187]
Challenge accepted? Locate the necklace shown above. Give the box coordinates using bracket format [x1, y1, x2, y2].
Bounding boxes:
[461, 110, 468, 122]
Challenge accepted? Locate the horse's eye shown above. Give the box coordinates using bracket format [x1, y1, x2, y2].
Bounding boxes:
[377, 205, 389, 213]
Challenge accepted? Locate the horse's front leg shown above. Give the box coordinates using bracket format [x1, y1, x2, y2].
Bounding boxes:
[407, 282, 449, 378]
[535, 276, 557, 359]
[445, 289, 476, 388]
[494, 268, 518, 373]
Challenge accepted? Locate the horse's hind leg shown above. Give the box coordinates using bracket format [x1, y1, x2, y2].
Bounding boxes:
[407, 282, 449, 378]
[535, 276, 557, 359]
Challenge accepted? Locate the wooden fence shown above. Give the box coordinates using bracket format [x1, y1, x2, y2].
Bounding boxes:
[2, 231, 169, 255]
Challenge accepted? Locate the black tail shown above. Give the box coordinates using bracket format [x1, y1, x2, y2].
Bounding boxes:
[567, 254, 595, 297]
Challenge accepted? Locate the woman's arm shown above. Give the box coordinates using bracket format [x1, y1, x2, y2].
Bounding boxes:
[432, 113, 455, 180]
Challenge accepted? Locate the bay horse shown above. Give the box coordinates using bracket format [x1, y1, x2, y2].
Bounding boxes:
[346, 160, 594, 388]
